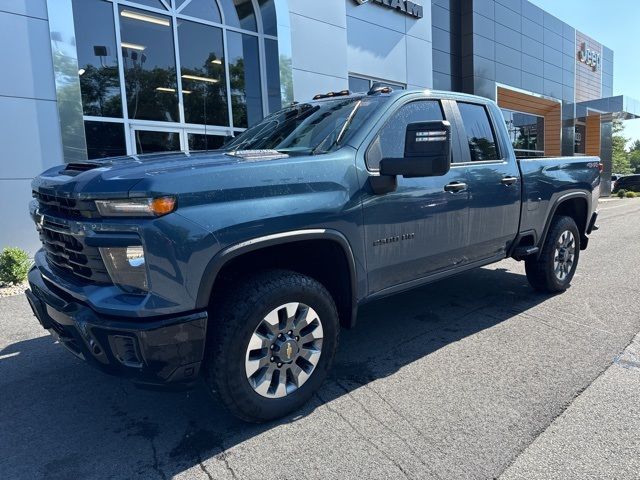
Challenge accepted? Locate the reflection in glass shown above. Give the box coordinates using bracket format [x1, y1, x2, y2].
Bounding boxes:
[84, 121, 127, 159]
[226, 96, 384, 156]
[502, 109, 544, 158]
[119, 6, 178, 122]
[128, 0, 168, 10]
[178, 0, 222, 23]
[228, 32, 262, 128]
[178, 19, 229, 126]
[575, 123, 586, 155]
[458, 102, 499, 161]
[135, 130, 181, 153]
[348, 76, 370, 93]
[188, 133, 225, 151]
[220, 0, 257, 31]
[72, 0, 122, 118]
[265, 39, 281, 114]
[367, 101, 443, 170]
[258, 0, 277, 36]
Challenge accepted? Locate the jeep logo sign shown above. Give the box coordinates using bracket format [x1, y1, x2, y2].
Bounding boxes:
[578, 42, 601, 72]
[353, 0, 424, 19]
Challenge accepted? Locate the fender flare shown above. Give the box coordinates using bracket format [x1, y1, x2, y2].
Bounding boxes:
[195, 229, 359, 327]
[537, 191, 591, 255]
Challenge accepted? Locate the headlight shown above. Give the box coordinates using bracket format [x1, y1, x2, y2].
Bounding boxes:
[95, 196, 176, 217]
[100, 246, 148, 293]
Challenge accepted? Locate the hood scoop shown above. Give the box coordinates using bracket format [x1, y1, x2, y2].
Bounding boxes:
[225, 150, 289, 161]
[62, 161, 104, 176]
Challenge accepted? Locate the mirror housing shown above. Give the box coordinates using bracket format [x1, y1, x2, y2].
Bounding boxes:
[379, 120, 452, 178]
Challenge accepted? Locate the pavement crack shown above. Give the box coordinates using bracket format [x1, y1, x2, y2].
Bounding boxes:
[198, 458, 214, 480]
[334, 380, 444, 480]
[149, 438, 167, 480]
[495, 331, 640, 479]
[315, 391, 414, 480]
[215, 450, 238, 480]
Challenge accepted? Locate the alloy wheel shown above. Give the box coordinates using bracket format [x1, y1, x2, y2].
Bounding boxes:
[554, 230, 576, 281]
[245, 302, 324, 398]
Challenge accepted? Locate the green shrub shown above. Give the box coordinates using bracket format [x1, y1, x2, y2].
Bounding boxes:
[617, 189, 627, 198]
[0, 248, 31, 285]
[626, 191, 636, 198]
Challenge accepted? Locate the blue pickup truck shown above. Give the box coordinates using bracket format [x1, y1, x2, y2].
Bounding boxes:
[26, 87, 601, 422]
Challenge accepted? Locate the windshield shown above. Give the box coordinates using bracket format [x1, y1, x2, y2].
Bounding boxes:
[224, 96, 385, 156]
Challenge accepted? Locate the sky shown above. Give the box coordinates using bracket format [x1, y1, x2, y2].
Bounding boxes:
[530, 0, 640, 148]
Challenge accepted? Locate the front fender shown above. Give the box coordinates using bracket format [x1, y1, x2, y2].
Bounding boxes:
[194, 229, 359, 327]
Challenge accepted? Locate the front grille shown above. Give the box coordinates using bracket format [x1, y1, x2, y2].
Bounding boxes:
[32, 190, 98, 219]
[38, 219, 111, 284]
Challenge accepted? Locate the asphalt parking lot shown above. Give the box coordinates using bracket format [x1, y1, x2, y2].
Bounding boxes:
[1, 198, 639, 480]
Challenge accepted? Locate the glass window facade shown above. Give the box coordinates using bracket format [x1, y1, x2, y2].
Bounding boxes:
[228, 31, 263, 128]
[502, 109, 545, 158]
[119, 6, 179, 123]
[348, 75, 406, 93]
[575, 123, 586, 155]
[72, 0, 281, 158]
[72, 0, 122, 118]
[178, 19, 228, 126]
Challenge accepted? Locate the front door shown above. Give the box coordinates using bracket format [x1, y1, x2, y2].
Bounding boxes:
[455, 101, 521, 262]
[360, 99, 470, 295]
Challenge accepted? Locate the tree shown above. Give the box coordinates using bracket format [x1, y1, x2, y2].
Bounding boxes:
[612, 118, 632, 174]
[629, 139, 640, 173]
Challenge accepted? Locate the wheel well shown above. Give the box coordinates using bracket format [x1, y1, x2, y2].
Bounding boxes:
[553, 197, 588, 236]
[209, 240, 355, 328]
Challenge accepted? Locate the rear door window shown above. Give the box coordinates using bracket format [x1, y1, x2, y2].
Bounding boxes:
[458, 102, 500, 162]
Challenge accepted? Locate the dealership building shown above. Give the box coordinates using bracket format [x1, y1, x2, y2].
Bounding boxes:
[2, 0, 639, 252]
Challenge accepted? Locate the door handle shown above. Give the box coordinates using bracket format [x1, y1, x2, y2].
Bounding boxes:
[501, 176, 519, 186]
[444, 181, 468, 193]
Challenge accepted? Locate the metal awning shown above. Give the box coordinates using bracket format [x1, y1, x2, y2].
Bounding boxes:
[577, 95, 640, 120]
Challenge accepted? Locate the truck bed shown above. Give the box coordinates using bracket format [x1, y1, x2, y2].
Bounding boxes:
[517, 156, 601, 243]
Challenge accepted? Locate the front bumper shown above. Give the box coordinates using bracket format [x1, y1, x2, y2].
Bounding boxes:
[26, 267, 208, 387]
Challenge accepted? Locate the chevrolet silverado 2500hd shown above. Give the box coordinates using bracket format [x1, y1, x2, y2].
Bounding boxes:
[26, 87, 600, 422]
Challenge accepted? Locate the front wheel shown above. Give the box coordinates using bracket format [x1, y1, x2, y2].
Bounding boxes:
[204, 270, 339, 423]
[525, 215, 581, 293]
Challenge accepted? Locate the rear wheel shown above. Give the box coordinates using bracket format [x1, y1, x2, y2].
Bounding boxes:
[204, 270, 339, 423]
[525, 215, 580, 293]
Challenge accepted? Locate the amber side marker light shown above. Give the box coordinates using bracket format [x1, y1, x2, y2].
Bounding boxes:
[151, 196, 177, 216]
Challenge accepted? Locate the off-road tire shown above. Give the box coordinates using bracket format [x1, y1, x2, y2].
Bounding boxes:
[525, 215, 580, 293]
[204, 269, 339, 423]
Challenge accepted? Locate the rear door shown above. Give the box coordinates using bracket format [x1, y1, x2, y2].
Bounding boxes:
[360, 98, 471, 295]
[454, 101, 522, 262]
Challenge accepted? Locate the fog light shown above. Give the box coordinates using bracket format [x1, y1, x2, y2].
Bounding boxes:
[126, 246, 145, 268]
[100, 246, 148, 293]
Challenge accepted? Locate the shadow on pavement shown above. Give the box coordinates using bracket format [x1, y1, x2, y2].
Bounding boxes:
[0, 266, 552, 479]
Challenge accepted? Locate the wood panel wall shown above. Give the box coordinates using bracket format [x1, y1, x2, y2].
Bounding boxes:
[585, 114, 601, 156]
[497, 87, 562, 157]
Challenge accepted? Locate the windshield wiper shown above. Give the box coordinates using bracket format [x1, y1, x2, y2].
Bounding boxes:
[336, 100, 362, 145]
[312, 100, 363, 155]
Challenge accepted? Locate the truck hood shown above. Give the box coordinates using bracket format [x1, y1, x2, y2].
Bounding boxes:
[32, 150, 291, 199]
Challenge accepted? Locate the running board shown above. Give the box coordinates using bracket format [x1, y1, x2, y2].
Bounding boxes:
[512, 246, 539, 260]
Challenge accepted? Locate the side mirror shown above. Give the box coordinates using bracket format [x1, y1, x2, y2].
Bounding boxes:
[380, 121, 452, 178]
